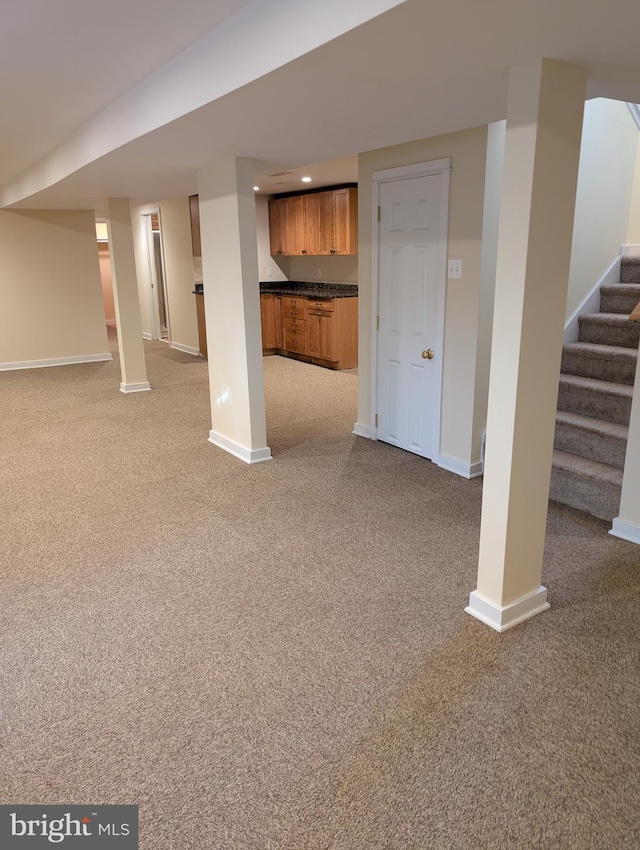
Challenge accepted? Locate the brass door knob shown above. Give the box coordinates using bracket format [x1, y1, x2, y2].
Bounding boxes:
[421, 349, 435, 360]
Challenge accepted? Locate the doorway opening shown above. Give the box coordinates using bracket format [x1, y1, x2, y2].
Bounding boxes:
[141, 209, 170, 342]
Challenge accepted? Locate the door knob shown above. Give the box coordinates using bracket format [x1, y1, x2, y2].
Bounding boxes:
[421, 349, 434, 360]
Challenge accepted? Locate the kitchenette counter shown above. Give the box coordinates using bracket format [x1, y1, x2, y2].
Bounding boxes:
[259, 281, 357, 299]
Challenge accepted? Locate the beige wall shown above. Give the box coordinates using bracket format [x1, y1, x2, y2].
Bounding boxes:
[627, 132, 640, 246]
[357, 125, 489, 468]
[98, 242, 116, 323]
[0, 209, 109, 366]
[131, 199, 199, 352]
[287, 254, 358, 284]
[567, 98, 638, 318]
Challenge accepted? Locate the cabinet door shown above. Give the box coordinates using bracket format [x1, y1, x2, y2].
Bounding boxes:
[268, 199, 286, 255]
[303, 194, 321, 255]
[330, 188, 358, 255]
[307, 309, 335, 360]
[275, 295, 283, 349]
[260, 294, 277, 350]
[317, 191, 334, 255]
[285, 196, 305, 254]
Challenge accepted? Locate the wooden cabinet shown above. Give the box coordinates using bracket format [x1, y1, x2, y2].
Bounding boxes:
[280, 296, 307, 354]
[268, 188, 357, 256]
[306, 297, 357, 368]
[260, 294, 278, 351]
[189, 195, 201, 257]
[307, 307, 335, 361]
[261, 292, 357, 369]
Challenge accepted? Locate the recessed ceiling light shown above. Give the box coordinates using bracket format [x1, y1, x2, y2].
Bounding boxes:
[301, 176, 312, 183]
[253, 186, 260, 191]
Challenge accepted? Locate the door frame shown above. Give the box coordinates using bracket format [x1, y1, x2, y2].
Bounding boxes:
[370, 158, 450, 460]
[140, 205, 171, 342]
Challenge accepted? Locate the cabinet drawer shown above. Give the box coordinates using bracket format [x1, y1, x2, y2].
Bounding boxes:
[283, 317, 306, 334]
[281, 296, 307, 318]
[307, 298, 335, 312]
[284, 328, 307, 354]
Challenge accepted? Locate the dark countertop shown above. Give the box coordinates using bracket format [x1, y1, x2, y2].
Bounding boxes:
[259, 281, 357, 299]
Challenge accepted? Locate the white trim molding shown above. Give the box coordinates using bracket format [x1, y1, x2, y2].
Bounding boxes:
[621, 244, 640, 257]
[627, 102, 640, 130]
[142, 332, 152, 340]
[435, 452, 483, 479]
[120, 381, 151, 393]
[609, 517, 640, 545]
[170, 341, 201, 356]
[465, 586, 550, 632]
[208, 431, 272, 464]
[564, 256, 620, 344]
[0, 353, 112, 372]
[352, 422, 376, 439]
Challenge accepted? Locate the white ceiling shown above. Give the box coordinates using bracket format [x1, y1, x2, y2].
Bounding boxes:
[2, 0, 640, 210]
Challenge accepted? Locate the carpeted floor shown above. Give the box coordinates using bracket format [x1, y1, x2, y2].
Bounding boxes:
[1, 331, 639, 849]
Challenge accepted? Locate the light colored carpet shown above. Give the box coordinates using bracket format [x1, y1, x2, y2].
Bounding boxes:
[1, 332, 639, 849]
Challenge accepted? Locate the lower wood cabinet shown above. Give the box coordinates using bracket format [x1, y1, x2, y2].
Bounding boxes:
[261, 293, 357, 370]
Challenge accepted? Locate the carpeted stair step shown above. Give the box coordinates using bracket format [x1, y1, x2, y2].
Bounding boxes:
[550, 450, 622, 522]
[620, 255, 640, 283]
[554, 411, 628, 469]
[557, 374, 633, 425]
[578, 312, 640, 348]
[560, 341, 638, 384]
[599, 282, 640, 314]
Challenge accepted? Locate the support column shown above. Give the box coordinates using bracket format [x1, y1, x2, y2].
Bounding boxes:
[197, 158, 271, 464]
[466, 59, 587, 632]
[610, 350, 640, 544]
[105, 198, 150, 393]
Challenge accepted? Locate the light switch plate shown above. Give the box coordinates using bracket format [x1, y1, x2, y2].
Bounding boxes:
[448, 259, 462, 278]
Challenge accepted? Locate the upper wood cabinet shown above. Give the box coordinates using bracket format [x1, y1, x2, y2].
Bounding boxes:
[189, 194, 202, 257]
[268, 187, 357, 256]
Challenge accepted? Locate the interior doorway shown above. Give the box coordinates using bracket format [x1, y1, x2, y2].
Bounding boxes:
[141, 209, 170, 341]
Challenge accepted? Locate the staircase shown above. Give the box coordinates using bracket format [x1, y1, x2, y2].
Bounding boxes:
[550, 256, 640, 521]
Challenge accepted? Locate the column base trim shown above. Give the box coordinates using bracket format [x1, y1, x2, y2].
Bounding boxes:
[435, 452, 483, 479]
[465, 586, 550, 632]
[353, 422, 376, 439]
[120, 381, 151, 393]
[208, 431, 272, 464]
[609, 517, 640, 545]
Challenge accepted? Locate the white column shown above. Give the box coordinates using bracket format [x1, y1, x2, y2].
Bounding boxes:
[610, 350, 640, 544]
[197, 158, 271, 463]
[105, 198, 150, 393]
[466, 59, 587, 632]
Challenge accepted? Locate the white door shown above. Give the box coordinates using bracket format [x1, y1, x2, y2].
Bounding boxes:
[376, 171, 446, 459]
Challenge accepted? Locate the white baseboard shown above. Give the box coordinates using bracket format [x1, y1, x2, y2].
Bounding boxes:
[170, 341, 201, 356]
[609, 517, 640, 545]
[465, 586, 550, 632]
[120, 381, 151, 393]
[621, 244, 640, 257]
[435, 452, 483, 479]
[353, 422, 376, 439]
[0, 353, 112, 372]
[564, 255, 620, 344]
[142, 332, 152, 340]
[208, 431, 272, 464]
